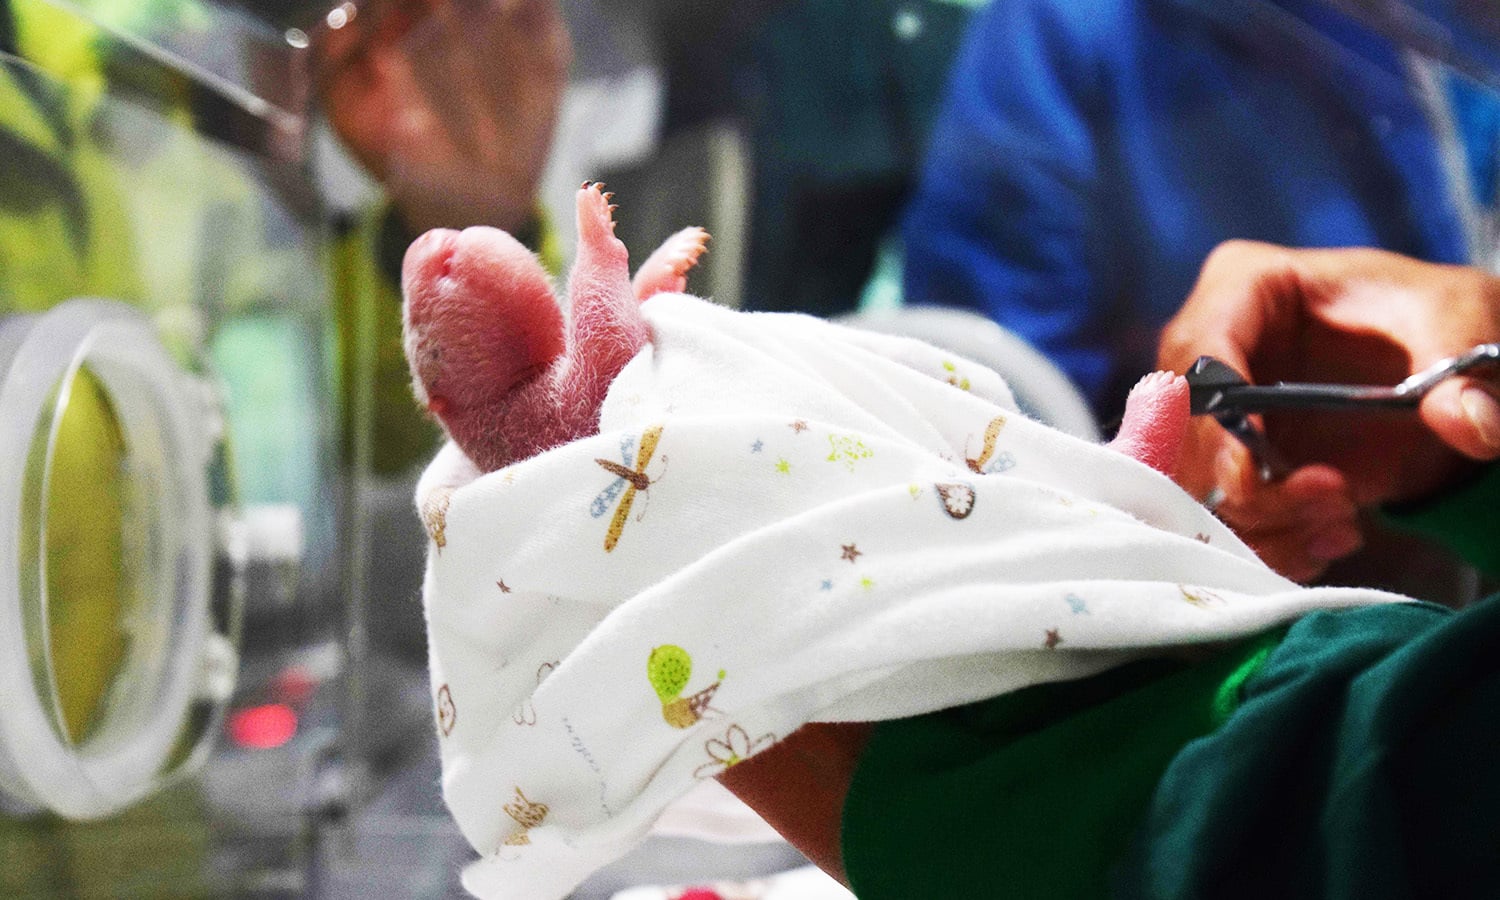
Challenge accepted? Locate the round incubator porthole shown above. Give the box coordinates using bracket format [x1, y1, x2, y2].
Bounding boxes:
[0, 299, 240, 820]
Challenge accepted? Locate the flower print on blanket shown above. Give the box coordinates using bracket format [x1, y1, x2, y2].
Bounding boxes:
[693, 724, 778, 779]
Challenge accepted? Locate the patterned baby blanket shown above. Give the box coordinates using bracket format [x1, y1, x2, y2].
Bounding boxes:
[414, 294, 1402, 899]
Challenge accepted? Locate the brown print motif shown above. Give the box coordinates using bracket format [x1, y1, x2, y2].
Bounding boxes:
[693, 724, 777, 779]
[1179, 584, 1226, 609]
[966, 415, 1008, 474]
[664, 682, 721, 729]
[436, 684, 457, 736]
[512, 661, 558, 726]
[501, 787, 549, 846]
[935, 482, 977, 519]
[421, 487, 455, 550]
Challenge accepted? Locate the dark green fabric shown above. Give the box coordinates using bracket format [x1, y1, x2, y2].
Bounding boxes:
[844, 596, 1500, 899]
[1115, 598, 1499, 900]
[842, 631, 1284, 900]
[1384, 461, 1500, 577]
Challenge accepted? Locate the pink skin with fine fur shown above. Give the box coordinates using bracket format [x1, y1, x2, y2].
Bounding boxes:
[402, 183, 707, 472]
[402, 183, 1186, 476]
[1110, 370, 1190, 476]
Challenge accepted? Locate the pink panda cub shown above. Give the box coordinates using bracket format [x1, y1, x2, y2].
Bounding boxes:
[400, 181, 1189, 477]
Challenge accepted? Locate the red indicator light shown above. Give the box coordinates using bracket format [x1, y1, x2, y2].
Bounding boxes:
[228, 703, 298, 749]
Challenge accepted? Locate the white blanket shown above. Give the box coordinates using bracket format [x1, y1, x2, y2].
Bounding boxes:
[415, 294, 1401, 899]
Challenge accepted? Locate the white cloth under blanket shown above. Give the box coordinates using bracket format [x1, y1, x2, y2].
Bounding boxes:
[415, 294, 1405, 900]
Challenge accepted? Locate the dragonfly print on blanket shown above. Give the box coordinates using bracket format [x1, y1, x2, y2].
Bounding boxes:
[590, 424, 666, 552]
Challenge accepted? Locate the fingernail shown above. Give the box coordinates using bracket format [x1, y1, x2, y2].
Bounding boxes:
[1460, 386, 1500, 452]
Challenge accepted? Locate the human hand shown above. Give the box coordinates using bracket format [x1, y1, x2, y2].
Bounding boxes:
[1158, 240, 1500, 581]
[316, 0, 571, 235]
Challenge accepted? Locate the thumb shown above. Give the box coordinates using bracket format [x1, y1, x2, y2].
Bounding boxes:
[1420, 377, 1500, 461]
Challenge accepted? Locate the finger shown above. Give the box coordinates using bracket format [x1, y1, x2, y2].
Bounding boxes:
[1208, 448, 1362, 579]
[1229, 505, 1363, 583]
[1248, 514, 1364, 583]
[1282, 466, 1363, 562]
[1172, 416, 1234, 501]
[1211, 446, 1350, 529]
[414, 0, 496, 156]
[1420, 377, 1500, 461]
[1223, 497, 1359, 583]
[1302, 516, 1364, 564]
[1252, 537, 1329, 584]
[1158, 240, 1302, 378]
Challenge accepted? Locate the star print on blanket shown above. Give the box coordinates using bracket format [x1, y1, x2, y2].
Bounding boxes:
[415, 294, 1405, 900]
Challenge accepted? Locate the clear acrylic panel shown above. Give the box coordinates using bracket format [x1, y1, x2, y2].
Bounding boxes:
[0, 0, 342, 826]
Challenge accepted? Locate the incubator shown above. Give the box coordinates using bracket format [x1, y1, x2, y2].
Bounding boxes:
[0, 0, 1494, 897]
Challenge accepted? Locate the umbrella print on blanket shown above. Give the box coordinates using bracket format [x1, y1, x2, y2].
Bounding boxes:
[591, 424, 666, 552]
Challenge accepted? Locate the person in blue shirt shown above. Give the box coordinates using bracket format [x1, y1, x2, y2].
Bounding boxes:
[901, 0, 1500, 427]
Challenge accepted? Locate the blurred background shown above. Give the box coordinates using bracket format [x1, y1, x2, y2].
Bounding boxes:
[0, 0, 1495, 896]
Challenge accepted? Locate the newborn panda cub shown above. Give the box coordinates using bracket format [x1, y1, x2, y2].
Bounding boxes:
[402, 183, 710, 472]
[401, 182, 1188, 474]
[400, 182, 1191, 880]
